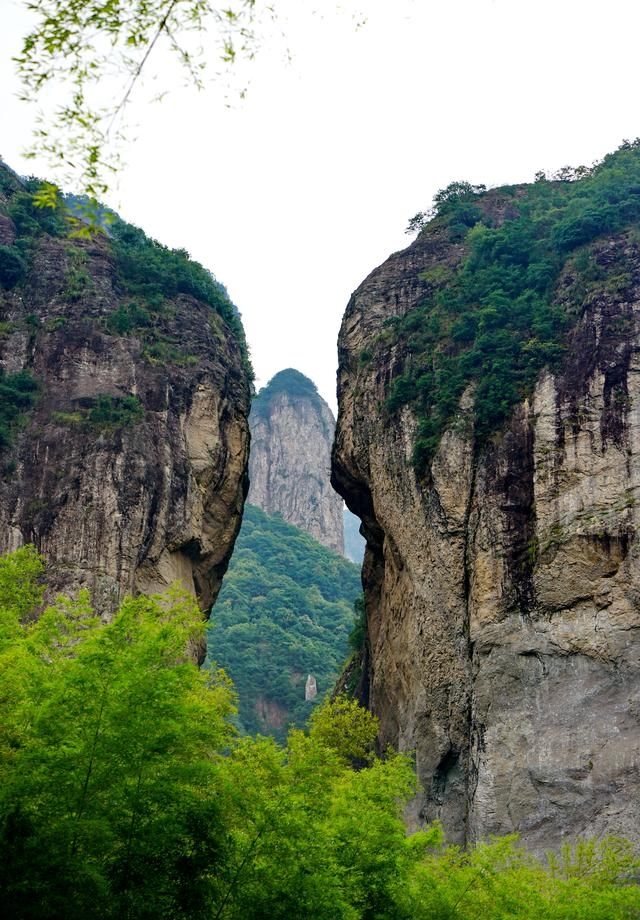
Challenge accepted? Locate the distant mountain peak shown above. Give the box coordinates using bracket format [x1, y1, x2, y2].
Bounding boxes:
[248, 368, 344, 554]
[252, 368, 321, 413]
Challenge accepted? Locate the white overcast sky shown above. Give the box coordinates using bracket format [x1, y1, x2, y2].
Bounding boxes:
[2, 0, 640, 412]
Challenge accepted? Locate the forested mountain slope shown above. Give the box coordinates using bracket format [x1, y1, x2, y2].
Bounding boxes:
[332, 141, 640, 851]
[207, 504, 361, 741]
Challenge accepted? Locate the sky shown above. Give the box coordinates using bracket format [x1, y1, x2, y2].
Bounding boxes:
[2, 0, 640, 412]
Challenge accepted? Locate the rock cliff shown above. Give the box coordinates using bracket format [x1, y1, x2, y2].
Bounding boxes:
[332, 150, 640, 852]
[0, 165, 251, 621]
[249, 368, 344, 554]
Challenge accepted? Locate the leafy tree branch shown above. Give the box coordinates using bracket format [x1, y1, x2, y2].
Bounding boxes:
[14, 0, 271, 196]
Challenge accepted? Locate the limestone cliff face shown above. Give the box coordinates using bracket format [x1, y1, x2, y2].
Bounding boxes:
[332, 213, 640, 851]
[249, 369, 344, 554]
[0, 168, 250, 622]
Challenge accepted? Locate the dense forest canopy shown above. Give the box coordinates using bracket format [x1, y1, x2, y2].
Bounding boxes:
[207, 504, 361, 741]
[1, 546, 639, 919]
[388, 140, 640, 472]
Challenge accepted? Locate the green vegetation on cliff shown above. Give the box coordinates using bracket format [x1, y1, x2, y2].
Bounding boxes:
[53, 394, 145, 429]
[0, 369, 39, 450]
[108, 216, 250, 363]
[1, 546, 639, 920]
[390, 141, 640, 471]
[0, 165, 252, 380]
[0, 176, 68, 291]
[207, 504, 361, 741]
[251, 368, 321, 418]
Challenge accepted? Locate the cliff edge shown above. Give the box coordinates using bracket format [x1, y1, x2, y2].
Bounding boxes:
[0, 165, 251, 619]
[332, 146, 640, 851]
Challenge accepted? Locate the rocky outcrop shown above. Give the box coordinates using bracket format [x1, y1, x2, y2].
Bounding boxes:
[332, 209, 640, 851]
[0, 170, 251, 622]
[249, 368, 344, 554]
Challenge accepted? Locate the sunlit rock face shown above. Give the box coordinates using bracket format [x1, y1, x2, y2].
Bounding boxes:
[332, 219, 640, 852]
[248, 369, 344, 555]
[0, 169, 251, 627]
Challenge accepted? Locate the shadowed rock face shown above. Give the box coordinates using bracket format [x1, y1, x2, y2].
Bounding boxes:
[249, 369, 344, 555]
[332, 222, 640, 852]
[0, 183, 250, 625]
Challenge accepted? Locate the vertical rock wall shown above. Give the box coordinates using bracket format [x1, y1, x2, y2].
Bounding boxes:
[0, 181, 250, 620]
[332, 228, 640, 851]
[249, 368, 344, 554]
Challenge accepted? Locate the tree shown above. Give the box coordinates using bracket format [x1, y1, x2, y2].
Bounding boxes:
[308, 694, 378, 764]
[405, 211, 431, 236]
[214, 706, 423, 920]
[402, 834, 640, 920]
[1, 546, 639, 919]
[0, 555, 237, 919]
[15, 0, 274, 199]
[432, 180, 487, 211]
[13, 1, 363, 201]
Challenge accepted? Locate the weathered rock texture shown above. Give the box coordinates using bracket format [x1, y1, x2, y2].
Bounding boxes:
[332, 220, 640, 852]
[0, 171, 250, 620]
[249, 368, 344, 554]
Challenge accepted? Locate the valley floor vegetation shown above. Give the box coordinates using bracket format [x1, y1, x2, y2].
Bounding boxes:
[208, 504, 361, 740]
[1, 545, 639, 920]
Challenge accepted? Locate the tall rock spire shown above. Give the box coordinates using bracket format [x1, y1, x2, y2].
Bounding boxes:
[248, 369, 344, 554]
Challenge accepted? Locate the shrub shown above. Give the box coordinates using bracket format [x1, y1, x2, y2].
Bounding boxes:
[0, 370, 39, 449]
[86, 394, 144, 428]
[106, 301, 151, 334]
[0, 245, 27, 288]
[7, 183, 68, 239]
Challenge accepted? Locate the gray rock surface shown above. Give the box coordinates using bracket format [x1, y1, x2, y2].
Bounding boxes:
[249, 369, 344, 554]
[0, 194, 250, 628]
[332, 221, 640, 852]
